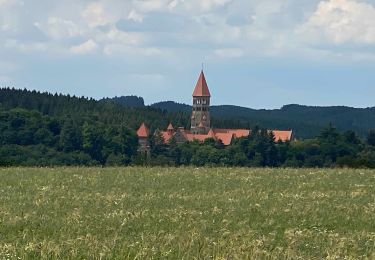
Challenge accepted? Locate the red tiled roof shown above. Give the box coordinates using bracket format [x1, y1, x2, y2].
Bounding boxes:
[137, 123, 149, 138]
[214, 129, 292, 142]
[192, 70, 211, 97]
[215, 133, 233, 145]
[158, 127, 292, 145]
[208, 129, 216, 138]
[213, 129, 250, 138]
[270, 130, 293, 142]
[161, 131, 173, 143]
[183, 131, 233, 145]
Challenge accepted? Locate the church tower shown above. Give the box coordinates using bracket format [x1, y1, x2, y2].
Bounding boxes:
[191, 70, 211, 134]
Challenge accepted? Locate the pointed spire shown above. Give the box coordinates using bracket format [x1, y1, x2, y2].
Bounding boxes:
[167, 123, 174, 136]
[167, 123, 174, 131]
[192, 70, 211, 97]
[137, 122, 149, 138]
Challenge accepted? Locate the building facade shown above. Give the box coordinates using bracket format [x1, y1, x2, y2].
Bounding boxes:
[137, 70, 293, 149]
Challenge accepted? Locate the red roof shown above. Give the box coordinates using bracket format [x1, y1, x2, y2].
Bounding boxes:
[158, 127, 292, 145]
[137, 123, 149, 138]
[213, 129, 250, 138]
[208, 129, 216, 138]
[270, 130, 293, 142]
[161, 131, 173, 143]
[192, 70, 211, 97]
[215, 133, 233, 145]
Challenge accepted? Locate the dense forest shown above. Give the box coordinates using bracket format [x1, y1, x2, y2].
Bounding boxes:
[1, 87, 375, 168]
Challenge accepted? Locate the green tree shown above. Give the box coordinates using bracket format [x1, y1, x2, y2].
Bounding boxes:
[59, 120, 82, 152]
[82, 122, 104, 163]
[367, 130, 375, 146]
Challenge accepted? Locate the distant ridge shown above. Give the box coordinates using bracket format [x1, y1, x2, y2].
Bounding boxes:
[151, 101, 375, 138]
[151, 101, 191, 113]
[103, 95, 145, 108]
[103, 97, 375, 138]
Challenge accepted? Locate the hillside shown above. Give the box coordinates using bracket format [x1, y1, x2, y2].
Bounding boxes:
[0, 87, 374, 140]
[2, 89, 375, 168]
[102, 95, 145, 108]
[98, 96, 375, 139]
[150, 101, 375, 138]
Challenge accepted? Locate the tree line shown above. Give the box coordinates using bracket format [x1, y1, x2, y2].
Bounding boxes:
[1, 87, 375, 167]
[142, 125, 375, 168]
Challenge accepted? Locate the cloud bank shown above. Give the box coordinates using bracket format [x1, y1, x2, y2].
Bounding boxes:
[1, 0, 374, 58]
[1, 0, 375, 107]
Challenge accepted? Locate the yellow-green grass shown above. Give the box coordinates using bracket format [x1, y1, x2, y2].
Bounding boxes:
[0, 167, 374, 259]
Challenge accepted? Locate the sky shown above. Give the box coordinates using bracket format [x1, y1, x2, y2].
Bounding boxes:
[1, 0, 375, 109]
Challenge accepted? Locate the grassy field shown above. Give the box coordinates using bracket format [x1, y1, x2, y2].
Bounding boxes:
[0, 167, 374, 259]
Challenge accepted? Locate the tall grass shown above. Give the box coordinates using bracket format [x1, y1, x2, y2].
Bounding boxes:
[0, 167, 374, 259]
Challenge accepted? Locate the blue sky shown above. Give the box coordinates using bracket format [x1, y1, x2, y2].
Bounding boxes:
[1, 0, 375, 108]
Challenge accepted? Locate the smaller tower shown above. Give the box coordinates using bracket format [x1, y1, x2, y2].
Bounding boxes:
[137, 122, 150, 153]
[191, 70, 211, 134]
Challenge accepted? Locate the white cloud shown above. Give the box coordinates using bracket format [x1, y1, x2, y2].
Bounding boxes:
[127, 10, 144, 22]
[2, 0, 375, 61]
[214, 48, 244, 58]
[1, 24, 11, 31]
[200, 0, 233, 11]
[133, 0, 167, 13]
[0, 0, 23, 7]
[82, 2, 111, 28]
[104, 28, 143, 45]
[0, 74, 11, 83]
[169, 0, 232, 12]
[4, 39, 48, 52]
[103, 45, 162, 56]
[0, 0, 24, 33]
[34, 17, 83, 40]
[297, 0, 375, 44]
[70, 39, 98, 54]
[168, 0, 179, 11]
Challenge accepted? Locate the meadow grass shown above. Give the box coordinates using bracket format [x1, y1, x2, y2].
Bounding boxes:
[0, 167, 374, 259]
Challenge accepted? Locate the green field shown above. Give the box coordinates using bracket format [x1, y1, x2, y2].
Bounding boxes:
[0, 168, 374, 259]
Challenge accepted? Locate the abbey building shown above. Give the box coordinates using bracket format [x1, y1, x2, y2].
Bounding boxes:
[137, 71, 293, 150]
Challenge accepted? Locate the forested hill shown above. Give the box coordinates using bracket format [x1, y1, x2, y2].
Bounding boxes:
[2, 88, 375, 139]
[0, 88, 250, 134]
[102, 95, 145, 108]
[3, 88, 375, 168]
[0, 88, 191, 166]
[0, 88, 189, 133]
[150, 101, 375, 138]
